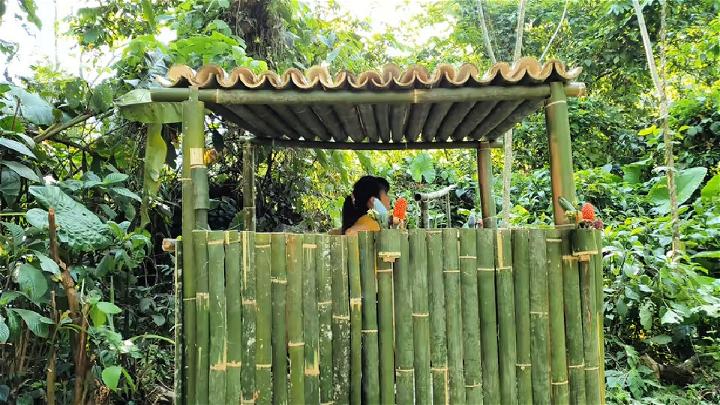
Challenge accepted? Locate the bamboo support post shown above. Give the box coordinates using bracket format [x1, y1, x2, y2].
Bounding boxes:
[316, 234, 333, 404]
[347, 234, 363, 405]
[208, 231, 227, 404]
[529, 229, 551, 405]
[271, 233, 289, 405]
[477, 143, 497, 228]
[331, 235, 351, 404]
[495, 229, 517, 405]
[225, 231, 243, 405]
[459, 229, 483, 404]
[442, 228, 465, 404]
[302, 235, 320, 404]
[193, 230, 210, 403]
[545, 82, 578, 225]
[477, 229, 500, 405]
[562, 230, 587, 405]
[410, 229, 431, 404]
[286, 234, 305, 405]
[377, 230, 398, 405]
[358, 232, 380, 404]
[513, 229, 533, 405]
[427, 230, 449, 405]
[174, 240, 183, 405]
[593, 231, 606, 404]
[394, 231, 415, 404]
[241, 231, 257, 404]
[243, 142, 256, 231]
[575, 230, 601, 405]
[546, 229, 569, 404]
[256, 233, 273, 404]
[192, 166, 209, 229]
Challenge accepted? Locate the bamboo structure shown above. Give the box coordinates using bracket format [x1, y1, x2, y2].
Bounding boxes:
[575, 230, 601, 405]
[459, 229, 483, 404]
[562, 230, 587, 405]
[546, 82, 578, 225]
[331, 236, 350, 404]
[316, 234, 333, 404]
[193, 230, 210, 403]
[174, 240, 183, 405]
[394, 231, 415, 404]
[377, 230, 398, 405]
[256, 233, 273, 404]
[442, 229, 465, 404]
[243, 142, 256, 231]
[593, 231, 606, 404]
[513, 229, 533, 405]
[208, 231, 227, 404]
[271, 233, 289, 405]
[410, 229, 431, 404]
[303, 235, 321, 404]
[546, 229, 569, 403]
[347, 234, 363, 405]
[287, 234, 305, 405]
[496, 229, 518, 405]
[477, 143, 497, 228]
[427, 230, 449, 405]
[358, 232, 380, 404]
[529, 229, 551, 405]
[241, 231, 257, 404]
[225, 231, 243, 405]
[477, 229, 500, 404]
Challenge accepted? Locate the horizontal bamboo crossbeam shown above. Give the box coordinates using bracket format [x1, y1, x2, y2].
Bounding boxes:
[414, 185, 458, 202]
[250, 138, 502, 150]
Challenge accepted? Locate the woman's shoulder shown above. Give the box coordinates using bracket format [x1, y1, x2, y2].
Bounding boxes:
[346, 214, 381, 235]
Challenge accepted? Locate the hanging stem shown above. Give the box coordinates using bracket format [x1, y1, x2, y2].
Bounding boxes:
[540, 0, 570, 62]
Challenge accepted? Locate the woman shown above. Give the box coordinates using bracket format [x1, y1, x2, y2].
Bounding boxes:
[340, 176, 391, 235]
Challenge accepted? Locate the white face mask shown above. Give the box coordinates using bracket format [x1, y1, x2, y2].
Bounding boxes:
[372, 197, 388, 224]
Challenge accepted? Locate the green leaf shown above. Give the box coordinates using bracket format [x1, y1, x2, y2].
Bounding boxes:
[118, 101, 183, 124]
[645, 335, 672, 345]
[692, 251, 720, 259]
[102, 366, 123, 390]
[96, 301, 122, 315]
[0, 315, 9, 343]
[10, 308, 53, 338]
[19, 0, 41, 28]
[89, 306, 107, 327]
[0, 168, 21, 200]
[33, 252, 59, 275]
[141, 123, 166, 228]
[2, 161, 39, 182]
[622, 158, 650, 184]
[88, 82, 114, 114]
[409, 153, 435, 183]
[660, 308, 682, 325]
[112, 188, 142, 202]
[0, 137, 35, 158]
[701, 173, 720, 199]
[16, 264, 48, 302]
[0, 291, 23, 306]
[647, 167, 707, 214]
[102, 172, 129, 185]
[639, 300, 653, 331]
[355, 151, 373, 173]
[2, 86, 53, 125]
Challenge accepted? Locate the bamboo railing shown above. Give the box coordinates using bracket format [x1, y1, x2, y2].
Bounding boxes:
[178, 228, 605, 405]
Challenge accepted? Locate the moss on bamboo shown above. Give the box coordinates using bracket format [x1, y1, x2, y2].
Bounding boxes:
[315, 235, 333, 404]
[193, 230, 210, 403]
[347, 234, 363, 405]
[286, 234, 305, 405]
[410, 229, 431, 404]
[256, 233, 273, 404]
[477, 229, 500, 405]
[546, 229, 569, 403]
[427, 230, 449, 405]
[513, 229, 533, 405]
[443, 228, 465, 404]
[174, 240, 183, 405]
[394, 231, 415, 404]
[377, 230, 397, 405]
[302, 235, 320, 404]
[241, 231, 257, 404]
[496, 229, 518, 405]
[270, 233, 288, 405]
[529, 229, 551, 405]
[331, 235, 351, 404]
[358, 232, 380, 404]
[460, 229, 483, 404]
[225, 231, 243, 405]
[207, 231, 227, 404]
[562, 230, 587, 405]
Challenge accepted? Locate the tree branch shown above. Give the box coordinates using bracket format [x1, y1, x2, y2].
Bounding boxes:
[33, 110, 113, 143]
[540, 0, 569, 62]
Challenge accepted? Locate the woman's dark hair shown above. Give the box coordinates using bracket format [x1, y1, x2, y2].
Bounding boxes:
[341, 176, 389, 234]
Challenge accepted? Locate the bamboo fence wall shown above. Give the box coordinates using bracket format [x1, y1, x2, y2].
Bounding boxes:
[177, 228, 604, 405]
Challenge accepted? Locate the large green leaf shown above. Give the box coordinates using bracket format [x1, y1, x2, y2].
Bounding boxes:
[112, 188, 142, 202]
[88, 82, 114, 114]
[16, 264, 47, 302]
[141, 123, 166, 228]
[2, 161, 39, 182]
[0, 168, 21, 200]
[10, 308, 53, 338]
[0, 315, 9, 343]
[102, 172, 129, 185]
[409, 153, 435, 183]
[0, 137, 36, 158]
[118, 102, 183, 124]
[701, 173, 720, 200]
[102, 366, 123, 390]
[33, 252, 60, 275]
[647, 167, 707, 214]
[2, 86, 53, 125]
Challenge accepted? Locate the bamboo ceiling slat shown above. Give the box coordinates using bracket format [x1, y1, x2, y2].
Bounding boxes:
[405, 104, 432, 142]
[225, 105, 277, 138]
[485, 99, 545, 140]
[453, 101, 498, 140]
[374, 104, 392, 143]
[311, 106, 347, 142]
[470, 100, 525, 140]
[437, 102, 476, 142]
[333, 104, 364, 142]
[268, 105, 309, 140]
[357, 105, 378, 142]
[288, 105, 330, 141]
[422, 102, 453, 142]
[390, 105, 409, 143]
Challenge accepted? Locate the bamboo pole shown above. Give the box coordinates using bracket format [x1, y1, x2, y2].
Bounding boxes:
[394, 231, 415, 404]
[477, 229, 500, 405]
[271, 233, 289, 405]
[315, 234, 333, 404]
[546, 229, 569, 404]
[529, 229, 551, 405]
[574, 230, 601, 405]
[377, 230, 398, 405]
[593, 231, 606, 404]
[193, 230, 210, 403]
[208, 231, 227, 404]
[410, 229, 431, 404]
[561, 230, 587, 405]
[496, 229, 517, 405]
[192, 166, 209, 229]
[459, 229, 483, 404]
[303, 235, 320, 404]
[250, 138, 502, 151]
[358, 232, 380, 404]
[225, 231, 243, 405]
[241, 231, 257, 404]
[545, 82, 578, 225]
[347, 234, 363, 405]
[331, 235, 351, 404]
[286, 234, 305, 405]
[442, 228, 465, 404]
[243, 142, 256, 231]
[256, 233, 273, 405]
[513, 229, 533, 405]
[174, 240, 183, 405]
[427, 230, 449, 405]
[477, 143, 497, 228]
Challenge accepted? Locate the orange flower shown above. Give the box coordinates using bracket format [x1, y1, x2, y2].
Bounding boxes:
[581, 202, 596, 221]
[393, 197, 408, 220]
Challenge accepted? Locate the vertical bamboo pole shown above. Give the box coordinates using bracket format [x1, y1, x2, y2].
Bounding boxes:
[208, 231, 227, 404]
[410, 229, 431, 404]
[529, 229, 551, 405]
[331, 235, 351, 404]
[513, 229, 533, 405]
[496, 229, 517, 405]
[241, 231, 258, 404]
[427, 230, 449, 405]
[546, 229, 569, 404]
[477, 142, 497, 228]
[181, 96, 204, 405]
[575, 230, 601, 405]
[347, 234, 363, 405]
[459, 229, 483, 404]
[442, 228, 465, 404]
[256, 233, 273, 405]
[377, 230, 398, 405]
[315, 234, 333, 405]
[394, 231, 415, 404]
[225, 231, 243, 405]
[193, 230, 210, 403]
[243, 142, 256, 231]
[174, 240, 183, 405]
[286, 234, 305, 405]
[271, 233, 288, 405]
[477, 229, 500, 405]
[303, 235, 320, 404]
[545, 82, 578, 225]
[593, 231, 606, 404]
[192, 166, 210, 229]
[358, 232, 380, 404]
[562, 230, 586, 405]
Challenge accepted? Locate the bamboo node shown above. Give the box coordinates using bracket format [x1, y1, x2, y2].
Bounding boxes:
[562, 255, 578, 261]
[477, 267, 495, 272]
[546, 238, 562, 243]
[302, 243, 317, 249]
[497, 265, 512, 272]
[378, 251, 401, 262]
[530, 311, 549, 316]
[226, 361, 241, 368]
[568, 363, 585, 369]
[288, 342, 305, 347]
[332, 315, 350, 321]
[395, 368, 414, 374]
[573, 249, 598, 257]
[545, 99, 567, 108]
[376, 268, 393, 273]
[210, 362, 227, 371]
[516, 363, 532, 369]
[459, 255, 477, 260]
[317, 300, 333, 306]
[255, 243, 271, 249]
[256, 363, 272, 369]
[551, 380, 569, 385]
[207, 239, 224, 245]
[443, 269, 460, 273]
[270, 277, 287, 284]
[361, 329, 378, 333]
[412, 312, 429, 317]
[242, 299, 257, 305]
[585, 366, 599, 371]
[431, 367, 449, 371]
[196, 292, 209, 299]
[349, 298, 362, 305]
[464, 383, 482, 388]
[304, 368, 321, 376]
[182, 297, 196, 301]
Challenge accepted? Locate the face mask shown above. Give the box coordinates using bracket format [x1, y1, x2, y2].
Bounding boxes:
[372, 197, 388, 224]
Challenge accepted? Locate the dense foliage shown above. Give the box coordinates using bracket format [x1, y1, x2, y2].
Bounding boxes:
[0, 0, 719, 403]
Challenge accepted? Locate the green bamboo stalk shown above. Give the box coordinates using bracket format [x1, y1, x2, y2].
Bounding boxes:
[271, 233, 288, 405]
[513, 229, 533, 405]
[346, 234, 363, 405]
[575, 230, 601, 405]
[477, 229, 500, 405]
[546, 82, 578, 226]
[331, 235, 351, 404]
[546, 229, 569, 404]
[193, 230, 210, 403]
[529, 229, 551, 405]
[394, 231, 415, 404]
[495, 229, 517, 405]
[358, 231, 380, 404]
[315, 234, 333, 404]
[593, 230, 606, 405]
[303, 235, 320, 404]
[286, 233, 305, 405]
[410, 229, 431, 404]
[241, 231, 258, 404]
[427, 230, 449, 405]
[256, 233, 273, 405]
[561, 230, 587, 405]
[377, 230, 398, 405]
[442, 228, 465, 404]
[192, 166, 209, 229]
[208, 231, 227, 404]
[243, 142, 256, 231]
[225, 231, 243, 405]
[459, 228, 483, 404]
[174, 240, 183, 405]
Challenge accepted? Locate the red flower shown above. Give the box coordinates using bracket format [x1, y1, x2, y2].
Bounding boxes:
[393, 197, 408, 220]
[581, 202, 596, 221]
